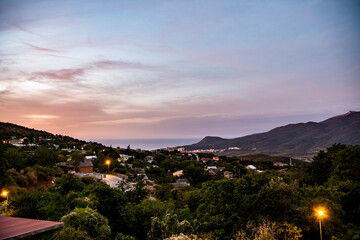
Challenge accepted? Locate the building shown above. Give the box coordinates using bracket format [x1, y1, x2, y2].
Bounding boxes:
[0, 216, 64, 239]
[206, 166, 218, 175]
[119, 154, 133, 162]
[177, 147, 185, 152]
[78, 159, 94, 173]
[170, 178, 190, 188]
[213, 156, 219, 161]
[144, 155, 154, 163]
[173, 170, 184, 177]
[246, 165, 257, 170]
[85, 155, 97, 161]
[274, 162, 288, 167]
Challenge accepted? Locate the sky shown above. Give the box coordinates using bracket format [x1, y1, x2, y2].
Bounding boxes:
[0, 0, 359, 140]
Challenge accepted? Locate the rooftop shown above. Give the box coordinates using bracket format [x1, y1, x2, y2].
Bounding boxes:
[0, 215, 64, 239]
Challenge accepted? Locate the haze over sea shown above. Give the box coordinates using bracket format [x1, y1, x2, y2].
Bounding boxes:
[89, 138, 202, 151]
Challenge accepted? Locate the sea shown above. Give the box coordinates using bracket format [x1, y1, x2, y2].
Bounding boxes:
[89, 138, 201, 151]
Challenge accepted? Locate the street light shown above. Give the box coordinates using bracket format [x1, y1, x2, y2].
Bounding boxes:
[1, 190, 8, 201]
[315, 207, 326, 240]
[106, 160, 111, 173]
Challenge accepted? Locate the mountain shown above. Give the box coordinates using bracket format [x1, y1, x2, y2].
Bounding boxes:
[0, 122, 55, 139]
[0, 122, 80, 144]
[183, 111, 360, 154]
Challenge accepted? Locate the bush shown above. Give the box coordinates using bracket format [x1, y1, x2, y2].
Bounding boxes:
[60, 207, 111, 239]
[53, 227, 91, 240]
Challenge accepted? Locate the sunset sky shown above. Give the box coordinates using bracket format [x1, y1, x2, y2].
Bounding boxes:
[0, 0, 359, 140]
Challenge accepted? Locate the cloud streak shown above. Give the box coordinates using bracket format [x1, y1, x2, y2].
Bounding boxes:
[25, 43, 62, 53]
[29, 68, 86, 81]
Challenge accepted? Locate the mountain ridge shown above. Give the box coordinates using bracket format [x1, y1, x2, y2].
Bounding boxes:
[183, 111, 360, 154]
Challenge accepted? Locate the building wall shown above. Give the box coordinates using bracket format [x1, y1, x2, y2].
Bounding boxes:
[79, 166, 93, 173]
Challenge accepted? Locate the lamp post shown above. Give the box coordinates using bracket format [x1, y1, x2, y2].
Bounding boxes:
[316, 208, 326, 240]
[106, 160, 111, 174]
[1, 190, 8, 201]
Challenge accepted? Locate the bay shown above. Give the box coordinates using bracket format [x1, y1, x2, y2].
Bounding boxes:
[88, 138, 201, 150]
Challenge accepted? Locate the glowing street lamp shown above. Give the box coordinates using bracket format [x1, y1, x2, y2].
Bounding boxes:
[106, 160, 111, 173]
[1, 190, 8, 201]
[315, 207, 326, 240]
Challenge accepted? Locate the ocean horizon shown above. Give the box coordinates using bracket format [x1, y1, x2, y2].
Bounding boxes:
[88, 138, 202, 150]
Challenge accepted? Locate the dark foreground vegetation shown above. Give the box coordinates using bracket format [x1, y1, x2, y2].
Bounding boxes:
[1, 137, 359, 239]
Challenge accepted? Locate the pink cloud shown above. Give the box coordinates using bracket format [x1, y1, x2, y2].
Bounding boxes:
[25, 43, 62, 53]
[30, 68, 85, 81]
[12, 23, 45, 38]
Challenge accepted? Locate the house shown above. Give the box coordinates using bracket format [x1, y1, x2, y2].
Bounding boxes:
[144, 155, 154, 163]
[170, 178, 190, 188]
[85, 155, 97, 160]
[201, 158, 212, 164]
[173, 170, 184, 177]
[78, 159, 94, 173]
[119, 154, 133, 162]
[213, 156, 219, 161]
[279, 168, 289, 172]
[206, 166, 218, 175]
[246, 165, 257, 170]
[274, 162, 288, 167]
[224, 171, 234, 180]
[177, 148, 185, 152]
[8, 138, 24, 147]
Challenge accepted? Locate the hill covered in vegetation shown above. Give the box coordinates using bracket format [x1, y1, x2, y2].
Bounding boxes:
[184, 111, 360, 155]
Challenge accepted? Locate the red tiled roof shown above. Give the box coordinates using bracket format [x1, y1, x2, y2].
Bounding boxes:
[0, 216, 64, 239]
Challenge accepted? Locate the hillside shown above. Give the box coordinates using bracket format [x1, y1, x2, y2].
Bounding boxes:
[0, 122, 55, 138]
[0, 122, 78, 144]
[183, 111, 360, 154]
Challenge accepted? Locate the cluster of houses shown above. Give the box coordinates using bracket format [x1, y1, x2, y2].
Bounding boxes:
[2, 137, 37, 147]
[4, 136, 295, 189]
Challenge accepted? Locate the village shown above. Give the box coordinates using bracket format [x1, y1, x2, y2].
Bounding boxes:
[2, 135, 296, 195]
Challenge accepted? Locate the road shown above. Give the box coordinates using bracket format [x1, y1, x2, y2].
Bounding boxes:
[102, 174, 124, 188]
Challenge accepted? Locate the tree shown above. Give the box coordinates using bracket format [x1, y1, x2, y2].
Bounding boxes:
[148, 211, 193, 239]
[125, 180, 149, 203]
[255, 178, 299, 222]
[119, 199, 172, 239]
[53, 227, 91, 240]
[183, 165, 207, 186]
[33, 146, 57, 167]
[60, 207, 111, 240]
[115, 233, 136, 240]
[6, 190, 67, 221]
[82, 182, 126, 234]
[53, 174, 85, 195]
[70, 152, 85, 171]
[3, 148, 27, 170]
